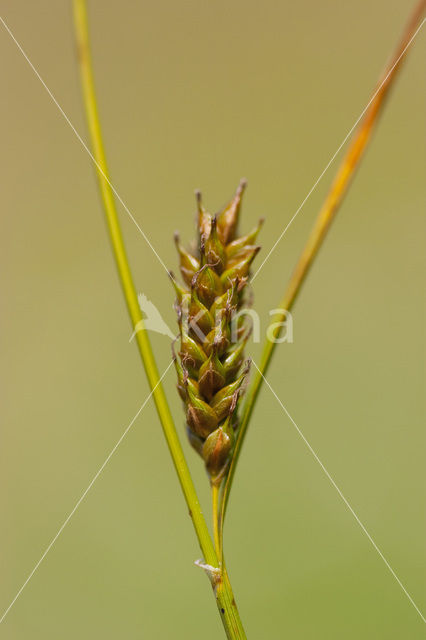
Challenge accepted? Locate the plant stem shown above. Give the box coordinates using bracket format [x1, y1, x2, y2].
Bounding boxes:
[72, 1, 246, 636]
[212, 484, 221, 559]
[219, 0, 426, 533]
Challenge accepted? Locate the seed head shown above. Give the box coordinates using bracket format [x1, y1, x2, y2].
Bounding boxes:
[172, 180, 262, 483]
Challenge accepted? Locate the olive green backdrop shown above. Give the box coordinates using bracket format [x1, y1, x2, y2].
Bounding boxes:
[1, 1, 425, 638]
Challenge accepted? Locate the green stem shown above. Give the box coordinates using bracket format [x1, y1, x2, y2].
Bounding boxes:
[219, 0, 426, 534]
[212, 484, 221, 559]
[72, 1, 246, 637]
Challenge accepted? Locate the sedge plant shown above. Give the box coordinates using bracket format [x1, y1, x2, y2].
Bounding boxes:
[73, 1, 425, 637]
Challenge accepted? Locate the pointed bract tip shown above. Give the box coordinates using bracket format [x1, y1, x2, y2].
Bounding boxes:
[237, 178, 248, 195]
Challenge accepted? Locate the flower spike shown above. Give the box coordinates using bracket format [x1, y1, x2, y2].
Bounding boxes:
[172, 181, 262, 482]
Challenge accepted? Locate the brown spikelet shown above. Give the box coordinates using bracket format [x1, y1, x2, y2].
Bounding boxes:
[171, 180, 262, 484]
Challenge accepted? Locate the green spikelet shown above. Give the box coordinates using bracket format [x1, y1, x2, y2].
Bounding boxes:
[172, 180, 262, 484]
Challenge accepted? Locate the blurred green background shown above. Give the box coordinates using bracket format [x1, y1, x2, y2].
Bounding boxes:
[1, 1, 425, 638]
